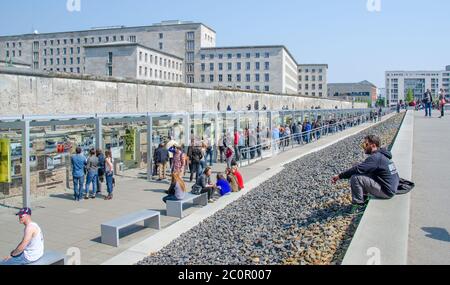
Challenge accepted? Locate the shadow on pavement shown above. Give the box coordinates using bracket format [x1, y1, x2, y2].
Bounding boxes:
[422, 227, 450, 243]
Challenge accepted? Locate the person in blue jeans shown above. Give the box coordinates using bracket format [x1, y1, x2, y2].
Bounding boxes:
[71, 147, 87, 201]
[104, 150, 115, 200]
[423, 89, 433, 117]
[85, 148, 99, 199]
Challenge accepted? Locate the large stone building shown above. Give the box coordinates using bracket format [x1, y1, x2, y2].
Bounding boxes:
[0, 20, 216, 83]
[328, 80, 378, 106]
[195, 46, 298, 95]
[84, 42, 184, 83]
[385, 66, 450, 106]
[298, 64, 328, 97]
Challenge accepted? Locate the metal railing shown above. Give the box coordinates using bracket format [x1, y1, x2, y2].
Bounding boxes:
[237, 108, 394, 168]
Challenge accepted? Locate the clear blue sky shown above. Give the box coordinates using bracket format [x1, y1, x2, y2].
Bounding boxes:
[1, 0, 449, 86]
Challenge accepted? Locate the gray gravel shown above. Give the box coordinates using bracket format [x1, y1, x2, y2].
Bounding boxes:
[138, 113, 405, 265]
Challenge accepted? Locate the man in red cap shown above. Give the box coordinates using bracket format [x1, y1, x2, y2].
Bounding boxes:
[1, 208, 44, 265]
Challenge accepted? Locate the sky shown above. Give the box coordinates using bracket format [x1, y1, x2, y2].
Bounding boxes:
[1, 0, 449, 87]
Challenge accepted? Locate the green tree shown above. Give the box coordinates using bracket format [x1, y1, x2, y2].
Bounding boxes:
[405, 89, 414, 104]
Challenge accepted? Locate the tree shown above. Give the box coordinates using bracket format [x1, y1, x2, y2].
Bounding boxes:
[405, 89, 414, 104]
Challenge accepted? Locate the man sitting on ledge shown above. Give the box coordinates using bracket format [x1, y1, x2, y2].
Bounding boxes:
[332, 135, 400, 213]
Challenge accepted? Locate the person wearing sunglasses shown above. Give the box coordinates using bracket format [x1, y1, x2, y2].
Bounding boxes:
[332, 135, 400, 213]
[1, 208, 44, 265]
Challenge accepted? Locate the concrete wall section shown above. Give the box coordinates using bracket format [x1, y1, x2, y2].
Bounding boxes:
[0, 69, 366, 116]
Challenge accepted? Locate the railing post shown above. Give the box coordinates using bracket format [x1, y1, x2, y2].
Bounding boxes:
[22, 120, 31, 208]
[95, 117, 103, 150]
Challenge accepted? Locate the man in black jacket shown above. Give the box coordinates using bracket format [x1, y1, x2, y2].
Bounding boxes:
[332, 135, 399, 211]
[154, 143, 169, 180]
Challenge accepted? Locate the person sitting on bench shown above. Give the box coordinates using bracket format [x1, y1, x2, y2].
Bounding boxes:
[195, 167, 217, 203]
[1, 208, 44, 265]
[332, 135, 400, 213]
[162, 172, 187, 203]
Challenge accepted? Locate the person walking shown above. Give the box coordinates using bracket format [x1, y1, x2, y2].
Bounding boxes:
[438, 88, 446, 118]
[71, 147, 86, 201]
[154, 143, 169, 181]
[423, 89, 433, 117]
[233, 129, 240, 162]
[85, 148, 99, 199]
[188, 142, 203, 182]
[1, 208, 44, 265]
[172, 146, 185, 175]
[104, 150, 114, 200]
[96, 149, 105, 195]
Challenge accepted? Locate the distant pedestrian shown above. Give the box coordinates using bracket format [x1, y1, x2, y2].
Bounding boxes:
[71, 147, 86, 201]
[155, 143, 169, 180]
[85, 148, 99, 199]
[439, 88, 446, 118]
[104, 150, 114, 200]
[423, 89, 433, 117]
[96, 149, 105, 195]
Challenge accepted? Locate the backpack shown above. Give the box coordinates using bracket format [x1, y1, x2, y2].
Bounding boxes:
[397, 178, 415, 195]
[227, 174, 240, 192]
[191, 184, 202, 195]
[191, 148, 203, 163]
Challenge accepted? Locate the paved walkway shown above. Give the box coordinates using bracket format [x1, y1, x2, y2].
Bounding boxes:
[408, 110, 450, 265]
[0, 114, 394, 265]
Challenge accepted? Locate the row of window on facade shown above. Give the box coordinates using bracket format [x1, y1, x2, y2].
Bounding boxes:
[200, 74, 270, 83]
[43, 67, 81, 73]
[138, 51, 182, 71]
[43, 57, 81, 66]
[298, 83, 324, 90]
[298, 68, 324, 73]
[201, 52, 270, 60]
[42, 47, 81, 56]
[217, 85, 270, 92]
[299, 75, 324, 81]
[138, 66, 182, 82]
[35, 35, 138, 47]
[201, 62, 270, 72]
[303, 92, 324, 97]
[5, 50, 22, 58]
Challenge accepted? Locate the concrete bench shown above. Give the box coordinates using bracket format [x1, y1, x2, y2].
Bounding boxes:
[101, 210, 160, 247]
[166, 193, 208, 219]
[28, 251, 66, 265]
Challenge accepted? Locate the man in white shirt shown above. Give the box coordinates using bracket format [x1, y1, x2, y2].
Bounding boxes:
[1, 208, 44, 265]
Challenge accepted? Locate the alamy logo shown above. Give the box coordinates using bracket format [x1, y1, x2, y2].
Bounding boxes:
[367, 247, 381, 265]
[367, 0, 381, 12]
[67, 0, 81, 12]
[65, 247, 81, 265]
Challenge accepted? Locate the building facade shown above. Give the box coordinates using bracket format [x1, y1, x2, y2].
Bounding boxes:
[298, 64, 328, 97]
[328, 80, 378, 106]
[385, 66, 450, 106]
[195, 46, 298, 94]
[0, 21, 216, 83]
[84, 42, 183, 83]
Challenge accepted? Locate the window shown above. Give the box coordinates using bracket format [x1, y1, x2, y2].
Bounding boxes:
[63, 58, 67, 65]
[265, 62, 270, 70]
[255, 74, 260, 82]
[6, 50, 9, 58]
[129, 35, 137, 43]
[319, 69, 323, 73]
[246, 74, 251, 82]
[159, 43, 163, 50]
[186, 41, 195, 50]
[77, 57, 81, 64]
[44, 58, 47, 66]
[319, 84, 323, 90]
[265, 74, 270, 82]
[12, 50, 15, 57]
[160, 58, 162, 66]
[155, 56, 158, 65]
[139, 66, 142, 76]
[70, 67, 73, 73]
[44, 40, 47, 46]
[108, 66, 112, 76]
[227, 74, 232, 82]
[70, 58, 73, 65]
[50, 58, 53, 65]
[145, 67, 148, 77]
[218, 54, 223, 59]
[186, 32, 195, 40]
[255, 53, 260, 58]
[312, 75, 316, 81]
[150, 69, 153, 77]
[264, 86, 270, 92]
[237, 53, 241, 59]
[210, 75, 214, 82]
[77, 47, 81, 54]
[70, 47, 74, 55]
[227, 53, 232, 59]
[237, 62, 241, 70]
[150, 55, 153, 63]
[84, 38, 88, 44]
[219, 63, 223, 71]
[227, 63, 232, 70]
[201, 63, 205, 71]
[63, 48, 67, 55]
[139, 52, 143, 61]
[209, 54, 214, 60]
[105, 36, 109, 42]
[120, 35, 124, 41]
[219, 74, 223, 82]
[246, 62, 251, 70]
[55, 48, 59, 55]
[113, 36, 117, 42]
[255, 62, 260, 70]
[159, 33, 163, 39]
[56, 58, 60, 65]
[255, 86, 260, 91]
[64, 39, 67, 45]
[246, 53, 251, 58]
[201, 54, 206, 60]
[50, 40, 54, 46]
[236, 74, 241, 82]
[305, 75, 309, 81]
[201, 75, 205, 83]
[264, 52, 270, 58]
[319, 75, 323, 81]
[210, 63, 214, 71]
[164, 59, 167, 67]
[246, 86, 251, 90]
[98, 37, 102, 43]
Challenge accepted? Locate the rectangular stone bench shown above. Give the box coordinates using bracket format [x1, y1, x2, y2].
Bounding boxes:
[166, 193, 208, 219]
[101, 210, 161, 247]
[28, 251, 66, 265]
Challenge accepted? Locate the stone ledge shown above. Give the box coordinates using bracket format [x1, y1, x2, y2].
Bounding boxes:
[342, 110, 414, 265]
